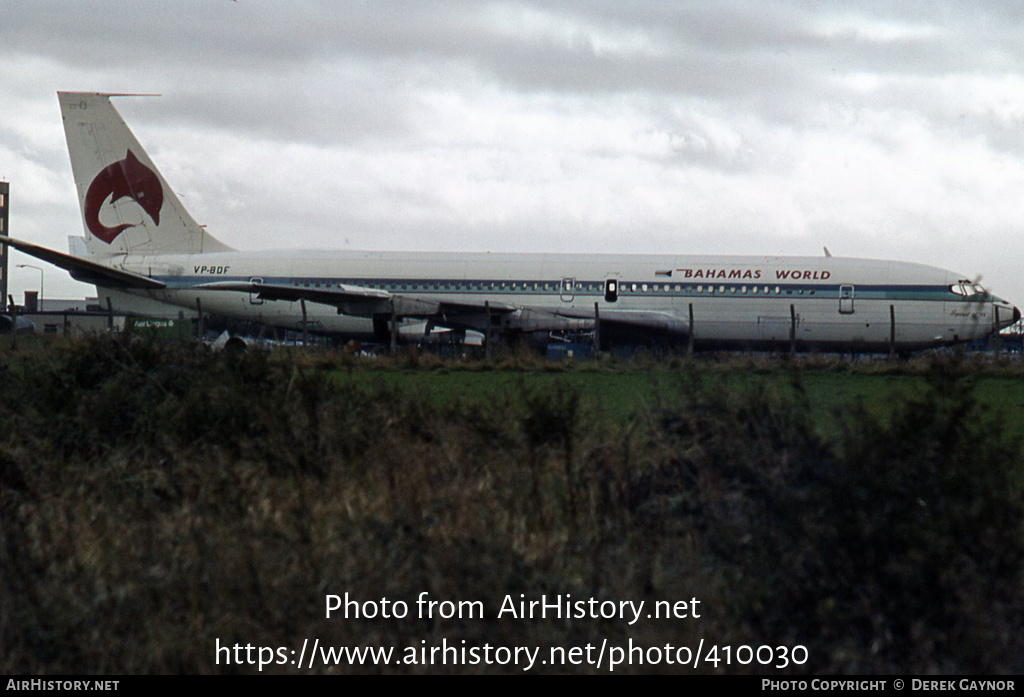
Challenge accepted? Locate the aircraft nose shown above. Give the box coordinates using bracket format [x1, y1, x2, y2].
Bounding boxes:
[1014, 306, 1021, 324]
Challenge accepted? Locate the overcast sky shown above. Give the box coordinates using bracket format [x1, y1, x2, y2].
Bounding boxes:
[2, 1, 1023, 303]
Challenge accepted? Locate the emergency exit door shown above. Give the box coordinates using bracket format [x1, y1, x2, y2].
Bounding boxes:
[839, 285, 855, 314]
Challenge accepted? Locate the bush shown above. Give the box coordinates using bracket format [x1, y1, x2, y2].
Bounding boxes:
[637, 368, 1023, 673]
[0, 338, 1019, 673]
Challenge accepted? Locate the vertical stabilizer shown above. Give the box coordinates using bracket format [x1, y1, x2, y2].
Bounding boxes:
[58, 92, 232, 257]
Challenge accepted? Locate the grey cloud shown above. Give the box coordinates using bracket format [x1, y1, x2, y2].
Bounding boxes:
[1, 1, 1023, 302]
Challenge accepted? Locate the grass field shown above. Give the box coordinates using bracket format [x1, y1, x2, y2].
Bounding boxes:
[1, 338, 1021, 674]
[332, 359, 1024, 442]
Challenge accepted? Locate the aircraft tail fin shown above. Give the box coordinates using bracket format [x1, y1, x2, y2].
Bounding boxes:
[58, 92, 233, 258]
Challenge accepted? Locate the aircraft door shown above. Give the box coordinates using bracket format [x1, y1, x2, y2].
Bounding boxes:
[839, 285, 855, 314]
[250, 277, 264, 305]
[604, 279, 619, 303]
[560, 277, 575, 302]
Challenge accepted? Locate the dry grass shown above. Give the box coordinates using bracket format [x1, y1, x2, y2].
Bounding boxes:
[0, 336, 1020, 673]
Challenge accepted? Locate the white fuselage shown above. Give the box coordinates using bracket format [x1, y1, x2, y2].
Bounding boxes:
[98, 249, 1016, 350]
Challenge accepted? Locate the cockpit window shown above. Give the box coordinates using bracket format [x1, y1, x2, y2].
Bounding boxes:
[949, 280, 987, 297]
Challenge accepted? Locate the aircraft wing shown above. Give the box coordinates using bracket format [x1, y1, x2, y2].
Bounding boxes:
[196, 281, 686, 335]
[0, 235, 167, 289]
[195, 281, 519, 318]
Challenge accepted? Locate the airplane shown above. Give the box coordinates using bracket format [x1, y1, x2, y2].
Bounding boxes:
[0, 91, 1019, 352]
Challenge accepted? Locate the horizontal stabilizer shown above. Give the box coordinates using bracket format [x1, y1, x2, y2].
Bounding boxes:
[0, 236, 166, 289]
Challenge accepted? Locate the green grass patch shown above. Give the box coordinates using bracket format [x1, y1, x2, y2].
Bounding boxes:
[1, 338, 1021, 674]
[331, 365, 1024, 444]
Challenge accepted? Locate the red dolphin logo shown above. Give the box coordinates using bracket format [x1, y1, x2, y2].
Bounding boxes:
[84, 149, 163, 244]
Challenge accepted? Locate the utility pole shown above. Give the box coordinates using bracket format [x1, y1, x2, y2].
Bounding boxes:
[301, 299, 308, 348]
[0, 182, 9, 317]
[485, 301, 492, 360]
